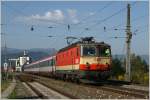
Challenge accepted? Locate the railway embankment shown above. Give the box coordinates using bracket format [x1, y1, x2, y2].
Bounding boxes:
[8, 79, 39, 99]
[6, 73, 74, 99]
[2, 72, 148, 99]
[1, 78, 16, 98]
[18, 73, 149, 99]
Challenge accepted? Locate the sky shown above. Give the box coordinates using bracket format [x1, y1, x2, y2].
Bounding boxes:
[1, 1, 149, 55]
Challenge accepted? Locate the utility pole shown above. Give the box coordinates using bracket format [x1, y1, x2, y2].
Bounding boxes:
[1, 23, 8, 79]
[125, 4, 132, 82]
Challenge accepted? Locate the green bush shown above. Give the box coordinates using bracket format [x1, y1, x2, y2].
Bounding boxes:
[111, 54, 149, 86]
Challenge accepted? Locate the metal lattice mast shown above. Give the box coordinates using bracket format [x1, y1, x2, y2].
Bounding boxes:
[125, 4, 132, 82]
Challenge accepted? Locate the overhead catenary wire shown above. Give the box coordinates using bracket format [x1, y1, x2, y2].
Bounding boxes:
[72, 1, 114, 26]
[79, 6, 126, 35]
[51, 1, 114, 32]
[132, 25, 148, 35]
[3, 2, 79, 29]
[79, 1, 137, 35]
[2, 2, 32, 27]
[35, 1, 114, 31]
[4, 1, 147, 42]
[3, 2, 72, 37]
[3, 2, 68, 31]
[108, 14, 148, 31]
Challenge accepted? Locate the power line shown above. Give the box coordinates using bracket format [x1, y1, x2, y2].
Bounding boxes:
[92, 8, 126, 27]
[79, 7, 126, 35]
[109, 14, 148, 31]
[2, 1, 32, 26]
[100, 23, 148, 33]
[6, 5, 73, 32]
[57, 2, 113, 33]
[3, 2, 67, 31]
[79, 1, 137, 35]
[72, 1, 114, 26]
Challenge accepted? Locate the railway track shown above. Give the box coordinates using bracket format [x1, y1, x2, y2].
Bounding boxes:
[79, 79, 149, 98]
[16, 75, 45, 99]
[36, 80, 78, 99]
[40, 77, 148, 99]
[97, 85, 149, 99]
[18, 73, 149, 99]
[24, 82, 47, 99]
[26, 82, 70, 99]
[17, 74, 76, 99]
[79, 80, 149, 99]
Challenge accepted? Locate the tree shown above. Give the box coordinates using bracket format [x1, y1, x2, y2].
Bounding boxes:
[130, 54, 149, 85]
[111, 54, 149, 85]
[111, 58, 125, 79]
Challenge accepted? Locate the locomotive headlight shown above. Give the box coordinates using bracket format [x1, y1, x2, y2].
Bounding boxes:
[86, 62, 90, 67]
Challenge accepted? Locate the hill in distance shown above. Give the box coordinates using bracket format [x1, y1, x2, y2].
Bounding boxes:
[1, 47, 57, 65]
[1, 47, 149, 66]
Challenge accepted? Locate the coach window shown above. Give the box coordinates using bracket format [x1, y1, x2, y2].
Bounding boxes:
[49, 60, 51, 66]
[44, 61, 46, 67]
[42, 62, 44, 67]
[51, 59, 54, 66]
[41, 62, 43, 67]
[46, 61, 49, 66]
[48, 60, 50, 66]
[45, 61, 48, 66]
[42, 62, 45, 67]
[47, 61, 49, 66]
[40, 62, 43, 67]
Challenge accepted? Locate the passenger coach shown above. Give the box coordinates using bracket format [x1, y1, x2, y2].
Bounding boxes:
[24, 56, 56, 77]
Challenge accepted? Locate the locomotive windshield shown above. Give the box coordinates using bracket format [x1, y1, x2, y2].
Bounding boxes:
[83, 46, 96, 56]
[99, 47, 111, 57]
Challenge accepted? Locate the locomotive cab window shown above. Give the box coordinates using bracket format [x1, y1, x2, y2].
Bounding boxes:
[99, 47, 111, 57]
[83, 46, 96, 56]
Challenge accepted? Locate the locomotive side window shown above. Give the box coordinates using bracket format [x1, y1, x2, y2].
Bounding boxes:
[83, 46, 96, 56]
[52, 59, 55, 65]
[99, 47, 111, 57]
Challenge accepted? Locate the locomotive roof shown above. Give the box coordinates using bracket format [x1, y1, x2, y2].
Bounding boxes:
[58, 41, 110, 53]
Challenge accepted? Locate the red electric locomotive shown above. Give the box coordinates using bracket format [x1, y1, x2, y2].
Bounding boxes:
[55, 37, 112, 82]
